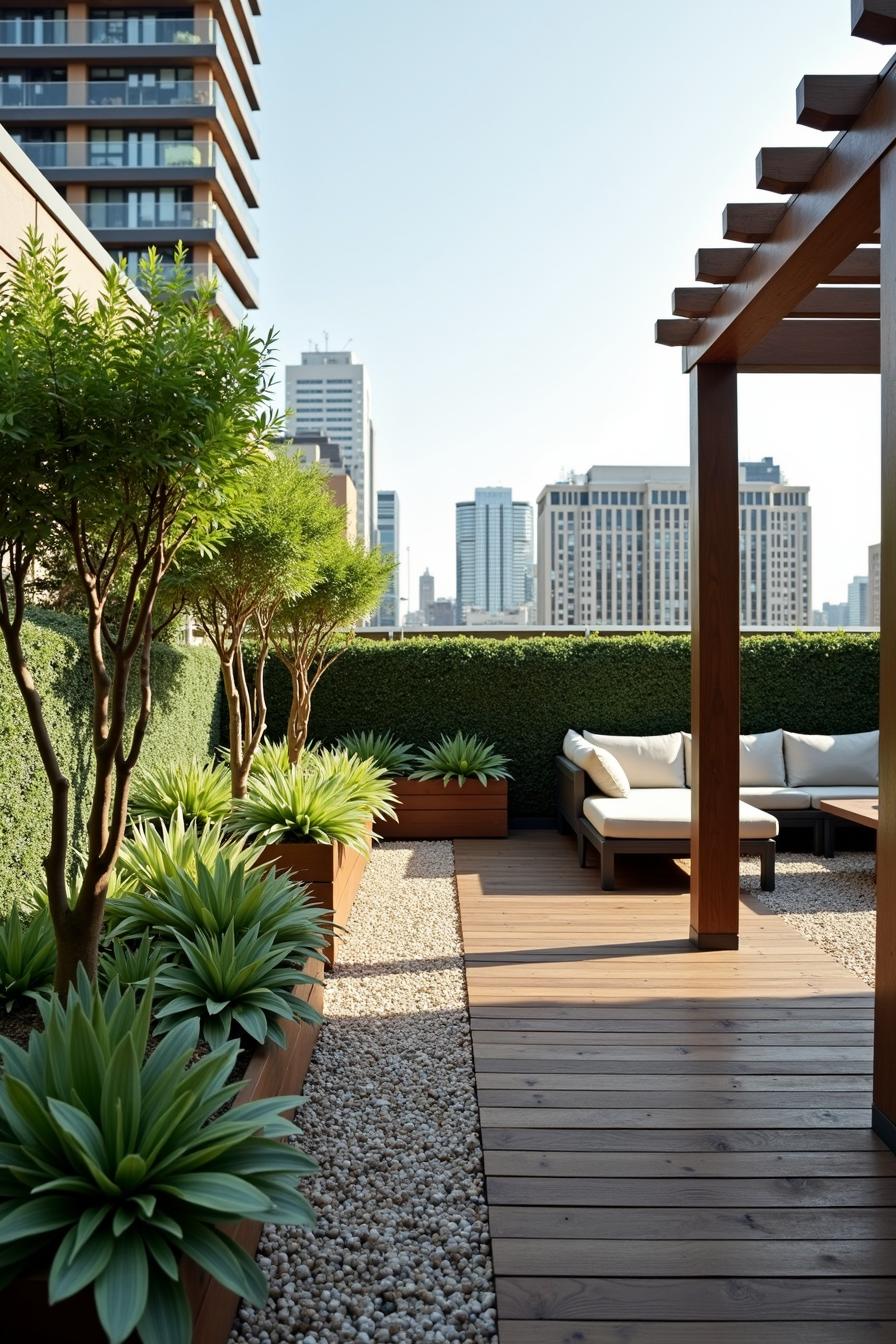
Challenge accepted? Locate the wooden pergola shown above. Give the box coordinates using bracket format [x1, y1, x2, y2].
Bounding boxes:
[655, 0, 896, 1152]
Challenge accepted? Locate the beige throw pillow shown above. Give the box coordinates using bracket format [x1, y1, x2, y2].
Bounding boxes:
[583, 730, 685, 789]
[562, 729, 630, 798]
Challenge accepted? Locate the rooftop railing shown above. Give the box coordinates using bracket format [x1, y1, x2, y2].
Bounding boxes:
[0, 79, 215, 109]
[0, 18, 215, 45]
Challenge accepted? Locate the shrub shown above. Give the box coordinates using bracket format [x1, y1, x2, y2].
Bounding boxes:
[129, 758, 231, 826]
[0, 903, 55, 1008]
[411, 731, 511, 787]
[97, 934, 167, 994]
[303, 747, 398, 821]
[113, 815, 262, 900]
[228, 767, 376, 851]
[155, 922, 322, 1049]
[0, 972, 315, 1344]
[250, 738, 292, 779]
[336, 729, 415, 776]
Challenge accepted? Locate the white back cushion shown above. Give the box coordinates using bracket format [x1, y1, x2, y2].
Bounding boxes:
[583, 731, 685, 789]
[783, 730, 879, 787]
[683, 729, 785, 787]
[563, 730, 630, 798]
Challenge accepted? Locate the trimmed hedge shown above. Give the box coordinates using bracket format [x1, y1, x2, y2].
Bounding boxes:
[0, 609, 222, 905]
[264, 632, 880, 818]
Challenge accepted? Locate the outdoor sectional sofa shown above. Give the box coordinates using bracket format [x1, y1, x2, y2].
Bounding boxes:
[556, 727, 880, 891]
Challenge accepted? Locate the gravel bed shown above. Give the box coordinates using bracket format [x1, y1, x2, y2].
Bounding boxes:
[741, 851, 876, 986]
[231, 840, 497, 1344]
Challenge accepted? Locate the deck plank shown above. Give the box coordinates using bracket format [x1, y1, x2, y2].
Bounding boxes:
[453, 831, 896, 1343]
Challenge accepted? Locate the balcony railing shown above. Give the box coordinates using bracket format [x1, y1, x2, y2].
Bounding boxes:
[0, 18, 215, 46]
[71, 200, 216, 231]
[19, 139, 215, 170]
[0, 79, 214, 109]
[126, 262, 246, 322]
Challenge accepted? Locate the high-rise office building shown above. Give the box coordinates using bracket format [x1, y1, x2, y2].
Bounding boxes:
[848, 574, 870, 626]
[455, 487, 533, 624]
[419, 568, 435, 618]
[373, 490, 399, 626]
[0, 2, 261, 326]
[285, 351, 374, 545]
[870, 543, 881, 626]
[536, 461, 811, 628]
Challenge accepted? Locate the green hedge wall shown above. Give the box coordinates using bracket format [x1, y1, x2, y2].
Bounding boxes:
[0, 609, 222, 904]
[264, 631, 880, 818]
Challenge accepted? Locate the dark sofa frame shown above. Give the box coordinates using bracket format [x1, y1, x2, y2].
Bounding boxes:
[556, 756, 776, 893]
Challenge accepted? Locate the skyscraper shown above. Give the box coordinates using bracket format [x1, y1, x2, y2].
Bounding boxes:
[536, 461, 811, 628]
[285, 351, 374, 545]
[0, 1, 261, 326]
[419, 568, 435, 618]
[848, 574, 870, 626]
[455, 487, 533, 624]
[373, 490, 399, 626]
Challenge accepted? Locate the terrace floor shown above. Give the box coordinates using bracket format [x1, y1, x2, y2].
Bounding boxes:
[454, 829, 896, 1344]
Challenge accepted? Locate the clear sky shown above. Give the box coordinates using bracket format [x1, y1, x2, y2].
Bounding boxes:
[254, 0, 884, 615]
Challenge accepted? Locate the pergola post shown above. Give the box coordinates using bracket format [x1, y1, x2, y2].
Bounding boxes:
[689, 363, 741, 951]
[875, 145, 896, 1150]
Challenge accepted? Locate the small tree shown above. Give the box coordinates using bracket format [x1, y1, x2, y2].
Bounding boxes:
[174, 452, 342, 796]
[272, 538, 393, 762]
[0, 235, 276, 987]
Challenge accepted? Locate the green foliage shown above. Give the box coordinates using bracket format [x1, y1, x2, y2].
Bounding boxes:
[264, 632, 881, 817]
[0, 903, 55, 1008]
[129, 758, 231, 826]
[112, 815, 260, 901]
[97, 934, 166, 995]
[250, 738, 292, 779]
[228, 767, 375, 851]
[155, 922, 321, 1049]
[107, 851, 328, 963]
[0, 610, 221, 915]
[411, 731, 511, 787]
[0, 972, 315, 1344]
[336, 729, 416, 777]
[273, 537, 394, 644]
[303, 747, 397, 821]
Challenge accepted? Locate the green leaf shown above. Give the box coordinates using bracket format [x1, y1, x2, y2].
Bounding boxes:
[48, 1223, 115, 1303]
[161, 1171, 272, 1218]
[94, 1231, 149, 1344]
[0, 1195, 74, 1245]
[135, 1271, 192, 1344]
[181, 1221, 269, 1306]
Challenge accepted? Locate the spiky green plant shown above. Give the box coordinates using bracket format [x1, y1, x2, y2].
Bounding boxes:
[129, 758, 232, 826]
[113, 815, 264, 902]
[335, 730, 415, 777]
[0, 972, 315, 1344]
[410, 731, 511, 787]
[105, 853, 328, 963]
[98, 934, 167, 995]
[302, 748, 397, 821]
[155, 922, 321, 1049]
[228, 766, 375, 851]
[249, 738, 292, 779]
[0, 903, 55, 1009]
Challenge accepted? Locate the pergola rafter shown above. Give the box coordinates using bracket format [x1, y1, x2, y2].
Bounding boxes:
[654, 0, 896, 1153]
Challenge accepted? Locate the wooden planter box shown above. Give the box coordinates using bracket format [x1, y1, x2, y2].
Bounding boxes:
[0, 961, 325, 1344]
[376, 777, 508, 840]
[261, 824, 371, 965]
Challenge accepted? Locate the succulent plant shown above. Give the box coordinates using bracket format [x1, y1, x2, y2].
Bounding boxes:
[129, 758, 231, 826]
[228, 766, 378, 851]
[334, 730, 416, 777]
[410, 731, 511, 787]
[0, 902, 55, 1009]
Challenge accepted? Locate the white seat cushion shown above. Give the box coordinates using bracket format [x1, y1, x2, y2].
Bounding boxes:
[808, 785, 878, 809]
[582, 789, 778, 840]
[784, 730, 878, 787]
[562, 729, 630, 798]
[739, 786, 812, 811]
[683, 729, 786, 787]
[583, 731, 685, 789]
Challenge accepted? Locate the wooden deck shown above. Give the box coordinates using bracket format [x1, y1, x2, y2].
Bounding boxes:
[454, 830, 896, 1344]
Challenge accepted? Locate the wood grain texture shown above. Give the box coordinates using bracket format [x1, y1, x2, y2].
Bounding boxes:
[453, 831, 896, 1340]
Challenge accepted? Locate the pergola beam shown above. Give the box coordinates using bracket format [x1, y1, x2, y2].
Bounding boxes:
[723, 203, 788, 242]
[797, 74, 880, 131]
[756, 146, 829, 193]
[735, 318, 880, 372]
[681, 57, 896, 368]
[852, 0, 896, 44]
[671, 284, 881, 320]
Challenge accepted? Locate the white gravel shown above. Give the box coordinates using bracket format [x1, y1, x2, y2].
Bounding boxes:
[742, 851, 876, 986]
[231, 840, 497, 1344]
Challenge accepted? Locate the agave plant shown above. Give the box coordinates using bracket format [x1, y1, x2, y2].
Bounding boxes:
[410, 731, 511, 787]
[302, 747, 398, 821]
[98, 934, 167, 995]
[249, 738, 292, 779]
[229, 766, 377, 851]
[113, 815, 265, 902]
[335, 729, 416, 777]
[106, 852, 328, 964]
[129, 757, 231, 826]
[155, 922, 321, 1049]
[0, 903, 55, 1009]
[0, 972, 315, 1344]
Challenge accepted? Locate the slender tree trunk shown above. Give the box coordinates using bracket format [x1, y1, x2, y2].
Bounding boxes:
[221, 652, 250, 797]
[287, 668, 311, 764]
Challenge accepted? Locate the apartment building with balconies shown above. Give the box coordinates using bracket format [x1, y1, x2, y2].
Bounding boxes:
[0, 2, 260, 325]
